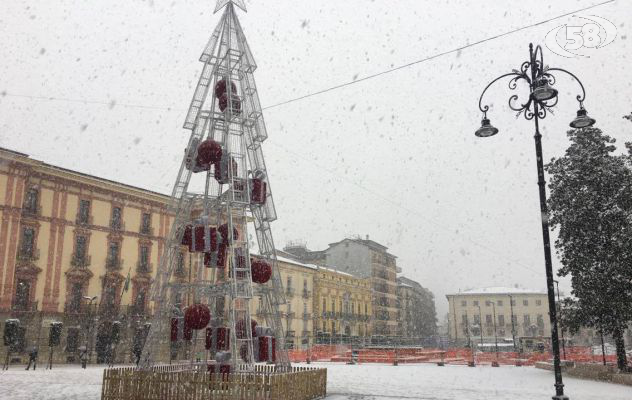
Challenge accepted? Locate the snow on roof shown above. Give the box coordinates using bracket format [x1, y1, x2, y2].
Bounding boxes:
[448, 286, 547, 296]
[273, 255, 318, 270]
[252, 253, 354, 277]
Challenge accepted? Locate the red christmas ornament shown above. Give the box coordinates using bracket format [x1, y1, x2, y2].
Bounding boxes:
[214, 79, 237, 99]
[181, 225, 193, 247]
[218, 223, 239, 242]
[184, 304, 211, 330]
[251, 260, 272, 284]
[196, 139, 222, 168]
[235, 318, 257, 339]
[218, 93, 242, 114]
[250, 178, 267, 205]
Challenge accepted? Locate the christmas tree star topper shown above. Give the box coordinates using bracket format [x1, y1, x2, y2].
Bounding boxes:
[215, 0, 247, 13]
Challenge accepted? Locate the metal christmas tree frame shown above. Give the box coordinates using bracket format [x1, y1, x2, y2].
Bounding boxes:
[139, 0, 289, 372]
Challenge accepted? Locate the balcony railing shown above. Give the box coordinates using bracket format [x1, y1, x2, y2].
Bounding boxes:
[105, 257, 123, 270]
[71, 254, 92, 268]
[110, 221, 125, 231]
[75, 214, 93, 226]
[139, 226, 154, 236]
[17, 248, 40, 262]
[21, 205, 41, 218]
[136, 262, 153, 274]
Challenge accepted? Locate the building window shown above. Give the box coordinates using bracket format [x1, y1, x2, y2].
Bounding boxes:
[536, 299, 542, 306]
[134, 289, 146, 314]
[19, 227, 35, 257]
[473, 300, 479, 306]
[78, 200, 90, 224]
[510, 299, 516, 306]
[23, 188, 39, 214]
[75, 236, 87, 259]
[523, 314, 531, 326]
[485, 314, 492, 326]
[13, 280, 31, 310]
[322, 298, 326, 314]
[331, 299, 336, 313]
[175, 252, 185, 275]
[473, 314, 480, 324]
[461, 315, 468, 325]
[286, 276, 292, 291]
[107, 242, 120, 268]
[111, 206, 122, 229]
[537, 314, 544, 327]
[103, 284, 116, 307]
[69, 283, 83, 312]
[485, 300, 491, 307]
[139, 245, 149, 272]
[497, 300, 503, 306]
[523, 299, 529, 306]
[141, 213, 151, 234]
[461, 300, 467, 307]
[498, 315, 505, 326]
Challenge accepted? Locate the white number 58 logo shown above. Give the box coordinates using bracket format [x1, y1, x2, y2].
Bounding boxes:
[545, 15, 617, 58]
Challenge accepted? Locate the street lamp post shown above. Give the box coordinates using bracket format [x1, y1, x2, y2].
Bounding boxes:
[83, 296, 98, 366]
[508, 294, 517, 352]
[553, 280, 567, 360]
[475, 43, 596, 400]
[491, 301, 499, 366]
[475, 304, 483, 348]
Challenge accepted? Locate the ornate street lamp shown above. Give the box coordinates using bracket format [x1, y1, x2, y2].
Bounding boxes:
[475, 43, 596, 400]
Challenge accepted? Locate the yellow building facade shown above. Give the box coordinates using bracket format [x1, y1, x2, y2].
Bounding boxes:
[313, 265, 372, 343]
[250, 255, 316, 349]
[0, 147, 177, 363]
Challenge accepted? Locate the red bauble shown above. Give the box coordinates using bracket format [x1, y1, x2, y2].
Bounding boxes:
[214, 79, 237, 99]
[196, 139, 222, 168]
[181, 225, 193, 247]
[251, 260, 272, 284]
[235, 318, 257, 339]
[184, 304, 211, 330]
[218, 93, 242, 114]
[218, 223, 239, 242]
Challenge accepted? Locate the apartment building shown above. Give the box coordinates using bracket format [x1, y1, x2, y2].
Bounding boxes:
[446, 287, 551, 345]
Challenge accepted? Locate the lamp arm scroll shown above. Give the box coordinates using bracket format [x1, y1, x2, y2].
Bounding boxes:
[478, 72, 525, 115]
[546, 67, 587, 104]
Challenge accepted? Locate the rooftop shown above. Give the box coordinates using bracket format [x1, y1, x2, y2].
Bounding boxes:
[446, 286, 547, 297]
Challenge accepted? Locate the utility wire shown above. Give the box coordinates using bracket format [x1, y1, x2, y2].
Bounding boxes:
[268, 138, 545, 278]
[263, 0, 615, 110]
[0, 0, 615, 113]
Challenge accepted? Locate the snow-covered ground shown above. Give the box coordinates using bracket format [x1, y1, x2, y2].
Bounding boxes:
[1, 362, 631, 400]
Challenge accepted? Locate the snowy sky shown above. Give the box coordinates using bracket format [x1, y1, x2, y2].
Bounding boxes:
[1, 0, 630, 317]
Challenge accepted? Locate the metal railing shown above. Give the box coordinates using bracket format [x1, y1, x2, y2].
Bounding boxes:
[136, 262, 153, 274]
[75, 214, 93, 226]
[71, 254, 92, 268]
[16, 248, 40, 262]
[106, 257, 123, 270]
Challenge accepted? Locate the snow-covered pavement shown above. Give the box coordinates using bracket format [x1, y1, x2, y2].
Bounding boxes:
[1, 362, 631, 399]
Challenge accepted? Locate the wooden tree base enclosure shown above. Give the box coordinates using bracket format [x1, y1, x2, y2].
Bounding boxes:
[101, 364, 327, 400]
